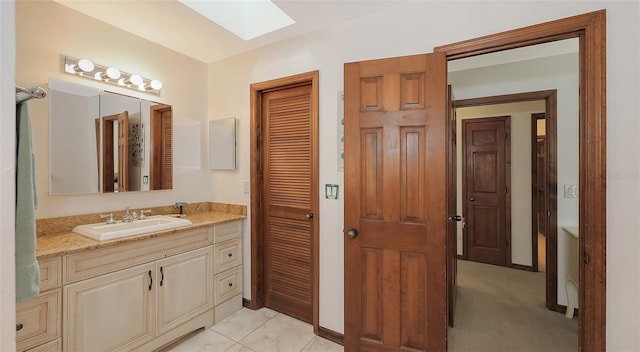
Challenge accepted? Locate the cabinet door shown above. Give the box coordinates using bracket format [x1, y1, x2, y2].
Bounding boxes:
[156, 246, 213, 335]
[64, 263, 155, 352]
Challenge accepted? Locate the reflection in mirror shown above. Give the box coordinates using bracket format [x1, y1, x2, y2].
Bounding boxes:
[100, 91, 140, 192]
[49, 80, 100, 195]
[144, 100, 173, 190]
[48, 78, 173, 195]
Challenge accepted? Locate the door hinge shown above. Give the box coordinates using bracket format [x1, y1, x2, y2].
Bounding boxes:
[584, 252, 590, 265]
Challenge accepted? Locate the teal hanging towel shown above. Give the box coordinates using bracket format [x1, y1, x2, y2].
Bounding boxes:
[15, 100, 40, 303]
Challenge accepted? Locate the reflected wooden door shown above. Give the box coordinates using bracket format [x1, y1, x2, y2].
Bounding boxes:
[344, 53, 447, 351]
[102, 111, 128, 192]
[117, 111, 129, 192]
[463, 117, 508, 266]
[263, 84, 315, 323]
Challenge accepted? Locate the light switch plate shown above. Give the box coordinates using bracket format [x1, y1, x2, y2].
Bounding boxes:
[564, 184, 579, 198]
[244, 180, 250, 194]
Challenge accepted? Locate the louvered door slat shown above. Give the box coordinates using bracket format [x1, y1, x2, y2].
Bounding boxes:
[263, 84, 314, 323]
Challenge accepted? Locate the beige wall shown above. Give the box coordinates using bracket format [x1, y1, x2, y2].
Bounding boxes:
[1, 2, 16, 350]
[16, 0, 211, 218]
[207, 2, 639, 347]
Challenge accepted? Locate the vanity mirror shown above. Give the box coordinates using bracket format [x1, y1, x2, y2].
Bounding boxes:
[49, 79, 173, 195]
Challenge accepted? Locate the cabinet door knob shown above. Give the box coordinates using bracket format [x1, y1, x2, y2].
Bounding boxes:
[16, 323, 23, 331]
[228, 253, 233, 258]
[228, 282, 233, 287]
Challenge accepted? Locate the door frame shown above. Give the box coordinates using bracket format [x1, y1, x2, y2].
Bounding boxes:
[461, 116, 511, 267]
[436, 10, 606, 351]
[455, 90, 559, 310]
[248, 70, 320, 333]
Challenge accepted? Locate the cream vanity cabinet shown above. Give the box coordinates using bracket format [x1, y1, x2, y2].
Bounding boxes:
[17, 219, 243, 352]
[16, 257, 62, 352]
[63, 226, 216, 352]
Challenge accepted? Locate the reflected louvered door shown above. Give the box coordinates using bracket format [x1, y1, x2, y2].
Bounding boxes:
[263, 84, 314, 323]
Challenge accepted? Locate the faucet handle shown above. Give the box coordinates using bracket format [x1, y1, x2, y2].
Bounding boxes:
[139, 209, 151, 220]
[174, 202, 189, 217]
[100, 213, 116, 224]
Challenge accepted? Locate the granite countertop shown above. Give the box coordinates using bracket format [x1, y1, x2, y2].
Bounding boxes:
[37, 208, 245, 259]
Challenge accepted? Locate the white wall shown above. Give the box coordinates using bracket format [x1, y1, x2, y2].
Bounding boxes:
[450, 53, 579, 307]
[456, 101, 546, 268]
[207, 2, 640, 349]
[0, 1, 16, 350]
[16, 0, 211, 218]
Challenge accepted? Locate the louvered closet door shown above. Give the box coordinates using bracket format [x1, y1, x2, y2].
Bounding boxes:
[263, 84, 314, 323]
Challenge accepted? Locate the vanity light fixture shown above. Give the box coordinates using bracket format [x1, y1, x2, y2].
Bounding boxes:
[64, 56, 163, 95]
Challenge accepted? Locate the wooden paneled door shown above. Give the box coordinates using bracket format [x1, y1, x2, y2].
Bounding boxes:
[263, 84, 315, 323]
[344, 53, 447, 351]
[102, 111, 129, 192]
[446, 85, 458, 328]
[462, 117, 509, 267]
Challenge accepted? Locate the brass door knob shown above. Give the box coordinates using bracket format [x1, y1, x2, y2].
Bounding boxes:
[347, 228, 358, 240]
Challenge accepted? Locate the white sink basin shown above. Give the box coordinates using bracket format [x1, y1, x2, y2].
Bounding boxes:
[72, 215, 193, 241]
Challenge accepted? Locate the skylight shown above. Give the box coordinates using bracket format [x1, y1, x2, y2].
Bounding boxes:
[178, 0, 295, 41]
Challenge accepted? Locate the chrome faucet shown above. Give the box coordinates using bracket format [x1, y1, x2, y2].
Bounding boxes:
[122, 207, 138, 223]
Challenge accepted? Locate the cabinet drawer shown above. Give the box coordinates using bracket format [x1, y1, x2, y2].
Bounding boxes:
[213, 220, 242, 244]
[39, 257, 61, 291]
[25, 338, 61, 352]
[64, 227, 213, 284]
[213, 238, 242, 274]
[16, 289, 61, 352]
[214, 267, 242, 305]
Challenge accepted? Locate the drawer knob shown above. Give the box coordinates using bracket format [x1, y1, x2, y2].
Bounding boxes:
[16, 323, 23, 331]
[228, 282, 233, 287]
[228, 253, 233, 258]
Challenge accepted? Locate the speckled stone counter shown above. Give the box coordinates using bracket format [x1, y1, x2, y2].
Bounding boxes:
[36, 202, 246, 259]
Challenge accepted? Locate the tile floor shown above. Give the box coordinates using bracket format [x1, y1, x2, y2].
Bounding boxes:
[167, 308, 343, 352]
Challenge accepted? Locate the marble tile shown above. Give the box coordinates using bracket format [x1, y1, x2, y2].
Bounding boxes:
[213, 308, 278, 341]
[239, 314, 315, 352]
[226, 344, 256, 352]
[168, 328, 236, 352]
[302, 336, 344, 352]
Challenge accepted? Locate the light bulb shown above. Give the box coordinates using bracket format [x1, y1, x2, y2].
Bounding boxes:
[128, 74, 143, 86]
[74, 58, 94, 73]
[105, 67, 121, 80]
[150, 80, 163, 90]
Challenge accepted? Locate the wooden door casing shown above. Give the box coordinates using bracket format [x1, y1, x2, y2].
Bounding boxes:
[263, 84, 315, 323]
[344, 53, 447, 351]
[446, 85, 457, 328]
[463, 116, 509, 267]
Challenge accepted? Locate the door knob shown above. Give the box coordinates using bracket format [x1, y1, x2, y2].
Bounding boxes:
[469, 197, 475, 201]
[346, 228, 358, 240]
[305, 212, 314, 220]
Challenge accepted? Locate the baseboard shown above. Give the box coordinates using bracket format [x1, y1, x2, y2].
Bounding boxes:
[510, 263, 534, 272]
[317, 326, 344, 346]
[243, 298, 259, 310]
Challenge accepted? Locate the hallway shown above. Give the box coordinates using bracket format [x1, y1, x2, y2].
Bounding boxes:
[448, 260, 578, 351]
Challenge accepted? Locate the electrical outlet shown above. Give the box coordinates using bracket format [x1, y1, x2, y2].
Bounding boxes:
[564, 184, 579, 198]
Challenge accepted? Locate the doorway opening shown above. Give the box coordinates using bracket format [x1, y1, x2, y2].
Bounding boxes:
[248, 71, 320, 333]
[436, 10, 606, 350]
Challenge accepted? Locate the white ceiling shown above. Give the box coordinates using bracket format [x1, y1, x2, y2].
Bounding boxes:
[54, 0, 405, 64]
[53, 0, 578, 67]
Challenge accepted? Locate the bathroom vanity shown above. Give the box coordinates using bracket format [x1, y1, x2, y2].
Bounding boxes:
[16, 206, 244, 352]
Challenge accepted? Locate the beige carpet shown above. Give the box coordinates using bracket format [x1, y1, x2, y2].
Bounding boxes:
[448, 260, 578, 352]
